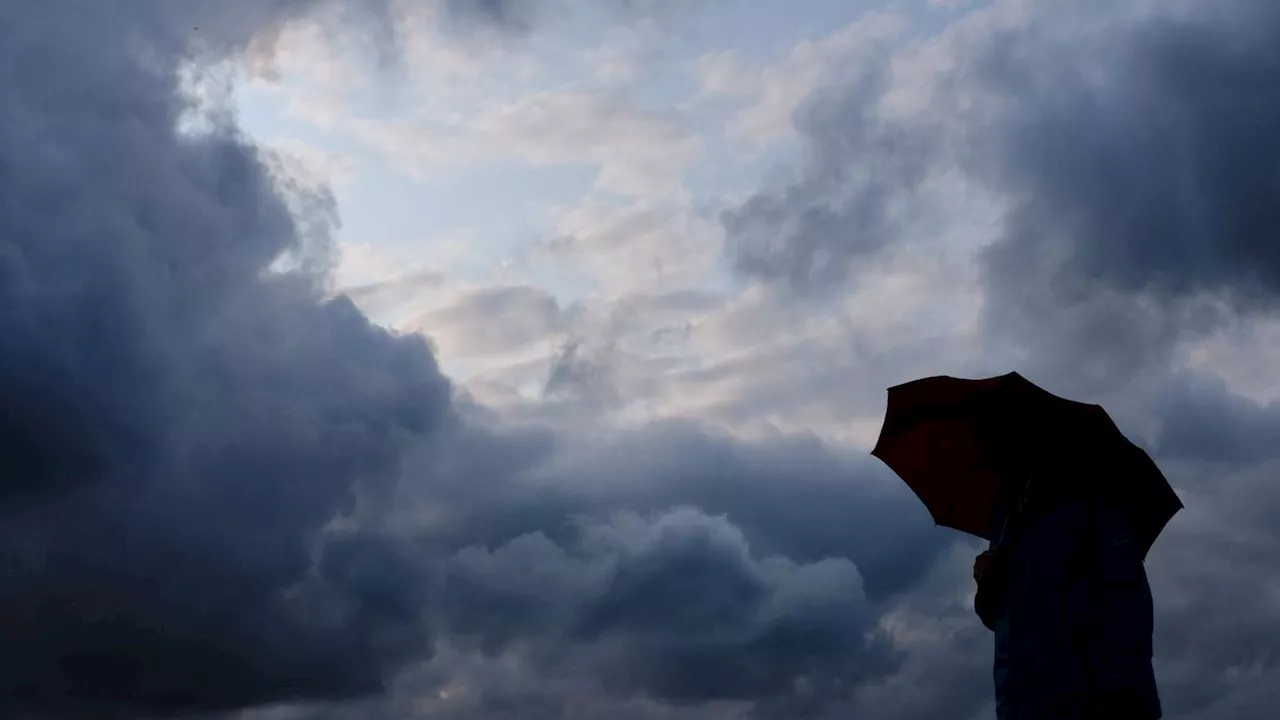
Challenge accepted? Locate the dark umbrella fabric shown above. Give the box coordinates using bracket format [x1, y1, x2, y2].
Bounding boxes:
[871, 371, 1182, 556]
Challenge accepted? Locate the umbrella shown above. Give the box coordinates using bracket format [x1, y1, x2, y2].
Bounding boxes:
[870, 371, 1183, 556]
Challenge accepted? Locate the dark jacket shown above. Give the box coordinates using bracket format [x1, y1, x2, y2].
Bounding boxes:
[977, 481, 1162, 720]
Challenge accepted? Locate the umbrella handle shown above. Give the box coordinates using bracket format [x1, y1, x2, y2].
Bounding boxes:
[993, 474, 1034, 548]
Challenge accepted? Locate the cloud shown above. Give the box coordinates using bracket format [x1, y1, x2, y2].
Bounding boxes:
[647, 247, 992, 445]
[1154, 371, 1280, 463]
[720, 56, 941, 295]
[294, 418, 951, 718]
[722, 0, 1280, 383]
[0, 0, 462, 714]
[1139, 454, 1280, 719]
[402, 420, 947, 605]
[473, 90, 700, 195]
[714, 2, 1030, 298]
[694, 11, 911, 145]
[441, 0, 701, 36]
[965, 0, 1280, 386]
[405, 285, 565, 358]
[547, 196, 722, 294]
[442, 507, 900, 713]
[543, 338, 623, 408]
[338, 90, 700, 194]
[442, 0, 541, 33]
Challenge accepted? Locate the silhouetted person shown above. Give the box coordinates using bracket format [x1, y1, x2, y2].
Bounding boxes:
[973, 470, 1162, 720]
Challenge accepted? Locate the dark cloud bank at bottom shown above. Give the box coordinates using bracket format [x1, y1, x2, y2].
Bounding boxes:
[0, 1, 940, 718]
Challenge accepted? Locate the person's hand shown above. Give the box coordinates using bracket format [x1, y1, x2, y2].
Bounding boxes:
[973, 551, 996, 583]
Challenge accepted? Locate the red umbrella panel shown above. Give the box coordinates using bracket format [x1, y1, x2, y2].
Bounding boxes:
[871, 372, 1183, 554]
[872, 412, 1006, 539]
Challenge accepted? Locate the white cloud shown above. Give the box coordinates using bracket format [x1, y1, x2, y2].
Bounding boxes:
[579, 23, 669, 86]
[264, 138, 360, 189]
[692, 50, 752, 97]
[545, 195, 721, 295]
[472, 91, 701, 195]
[342, 117, 468, 182]
[403, 285, 565, 360]
[289, 86, 699, 195]
[241, 14, 373, 128]
[694, 10, 911, 144]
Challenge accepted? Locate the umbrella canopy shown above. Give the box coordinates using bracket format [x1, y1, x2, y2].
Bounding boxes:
[871, 371, 1183, 556]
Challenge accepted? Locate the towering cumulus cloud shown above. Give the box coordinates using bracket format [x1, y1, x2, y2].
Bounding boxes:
[0, 2, 938, 719]
[0, 0, 459, 716]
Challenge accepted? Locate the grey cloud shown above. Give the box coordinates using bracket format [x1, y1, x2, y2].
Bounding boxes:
[410, 285, 564, 357]
[338, 268, 446, 307]
[440, 0, 704, 38]
[722, 55, 939, 295]
[568, 509, 899, 713]
[1140, 456, 1280, 718]
[543, 338, 621, 408]
[967, 1, 1280, 390]
[1, 1, 453, 714]
[400, 420, 947, 606]
[1154, 371, 1280, 463]
[431, 507, 901, 717]
[443, 0, 541, 33]
[265, 417, 945, 718]
[539, 290, 721, 410]
[725, 1, 1280, 385]
[289, 413, 949, 715]
[972, 1, 1280, 310]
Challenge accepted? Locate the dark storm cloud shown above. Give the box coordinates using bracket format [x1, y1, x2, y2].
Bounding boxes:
[1140, 453, 1280, 718]
[1154, 372, 1280, 463]
[2, 1, 943, 718]
[964, 0, 1280, 393]
[405, 420, 946, 606]
[726, 1, 1280, 368]
[0, 1, 462, 715]
[567, 509, 900, 711]
[432, 506, 901, 717]
[376, 420, 945, 716]
[973, 1, 1280, 309]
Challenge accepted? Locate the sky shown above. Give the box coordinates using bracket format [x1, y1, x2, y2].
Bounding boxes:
[2, 0, 1279, 719]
